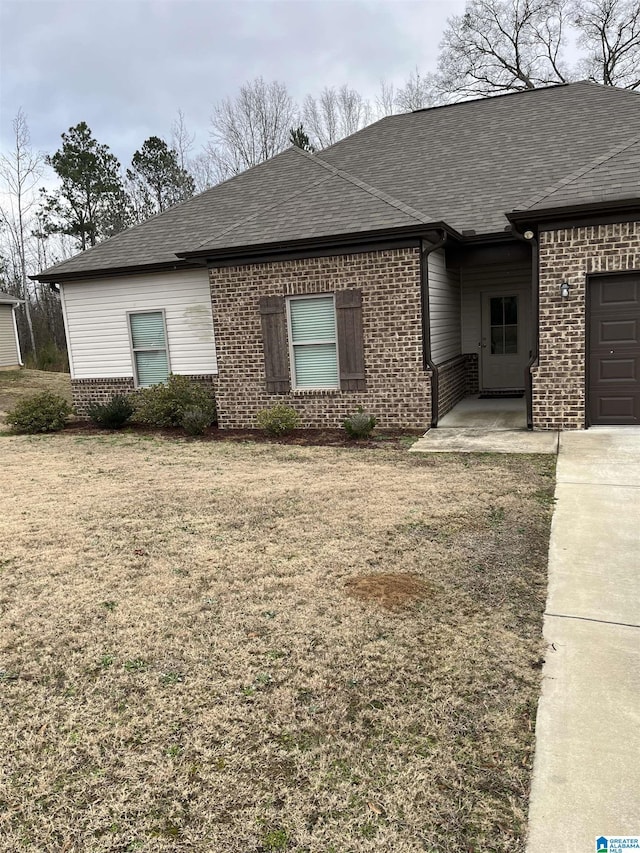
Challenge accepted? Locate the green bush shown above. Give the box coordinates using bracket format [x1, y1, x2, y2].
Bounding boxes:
[87, 394, 134, 429]
[256, 404, 301, 436]
[5, 392, 71, 434]
[181, 406, 211, 436]
[343, 406, 377, 439]
[133, 375, 217, 429]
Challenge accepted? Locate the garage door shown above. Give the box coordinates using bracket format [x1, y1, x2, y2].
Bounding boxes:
[589, 273, 640, 425]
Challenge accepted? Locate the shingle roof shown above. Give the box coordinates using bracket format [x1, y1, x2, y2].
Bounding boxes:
[36, 81, 640, 281]
[317, 81, 640, 233]
[191, 148, 434, 252]
[0, 291, 22, 304]
[514, 134, 640, 213]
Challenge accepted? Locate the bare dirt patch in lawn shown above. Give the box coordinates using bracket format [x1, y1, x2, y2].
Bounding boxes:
[0, 434, 555, 852]
[0, 368, 71, 415]
[345, 572, 434, 609]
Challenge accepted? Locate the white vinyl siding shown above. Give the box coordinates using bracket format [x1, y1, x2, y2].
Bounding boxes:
[287, 295, 339, 389]
[129, 311, 169, 387]
[60, 269, 217, 379]
[428, 249, 461, 365]
[0, 304, 21, 367]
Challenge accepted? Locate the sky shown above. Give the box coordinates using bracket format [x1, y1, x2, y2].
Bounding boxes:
[0, 0, 467, 166]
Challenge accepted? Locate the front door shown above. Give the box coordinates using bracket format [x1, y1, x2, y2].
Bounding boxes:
[481, 291, 529, 390]
[588, 273, 640, 425]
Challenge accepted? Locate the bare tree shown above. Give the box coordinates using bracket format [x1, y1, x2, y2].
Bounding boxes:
[437, 0, 569, 97]
[436, 0, 639, 98]
[189, 151, 219, 193]
[572, 0, 640, 88]
[302, 85, 373, 149]
[0, 108, 44, 355]
[375, 80, 398, 118]
[394, 68, 440, 111]
[207, 77, 297, 181]
[170, 109, 196, 172]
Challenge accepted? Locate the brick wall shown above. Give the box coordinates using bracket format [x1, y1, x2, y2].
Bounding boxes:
[209, 248, 432, 429]
[533, 221, 640, 429]
[464, 353, 479, 395]
[71, 374, 216, 416]
[437, 355, 468, 419]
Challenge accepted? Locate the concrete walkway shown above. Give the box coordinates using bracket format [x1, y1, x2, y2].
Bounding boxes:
[526, 429, 640, 852]
[409, 396, 559, 454]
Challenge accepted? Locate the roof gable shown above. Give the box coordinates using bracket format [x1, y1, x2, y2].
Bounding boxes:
[514, 134, 640, 213]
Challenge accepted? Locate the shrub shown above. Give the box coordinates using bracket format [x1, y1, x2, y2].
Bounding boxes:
[256, 404, 301, 436]
[181, 406, 210, 436]
[5, 392, 71, 434]
[343, 406, 377, 439]
[133, 375, 217, 429]
[87, 394, 134, 429]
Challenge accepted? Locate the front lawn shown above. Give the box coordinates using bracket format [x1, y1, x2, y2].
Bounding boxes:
[0, 434, 554, 852]
[0, 368, 71, 415]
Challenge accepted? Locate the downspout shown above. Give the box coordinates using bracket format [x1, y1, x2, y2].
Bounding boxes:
[421, 230, 448, 428]
[511, 224, 538, 430]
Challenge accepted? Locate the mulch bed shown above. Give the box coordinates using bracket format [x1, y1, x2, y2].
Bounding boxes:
[62, 419, 425, 450]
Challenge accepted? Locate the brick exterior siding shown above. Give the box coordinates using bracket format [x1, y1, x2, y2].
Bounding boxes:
[209, 248, 432, 429]
[436, 355, 468, 420]
[533, 220, 640, 429]
[464, 353, 479, 396]
[71, 374, 216, 416]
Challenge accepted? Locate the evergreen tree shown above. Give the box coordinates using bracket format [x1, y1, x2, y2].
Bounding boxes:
[126, 136, 195, 220]
[40, 122, 129, 251]
[289, 124, 315, 152]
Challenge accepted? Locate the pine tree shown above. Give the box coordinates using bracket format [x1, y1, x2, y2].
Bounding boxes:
[40, 122, 129, 251]
[127, 136, 195, 221]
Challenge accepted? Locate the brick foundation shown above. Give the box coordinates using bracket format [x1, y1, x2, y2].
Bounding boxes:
[533, 221, 640, 430]
[464, 353, 479, 396]
[71, 374, 217, 416]
[436, 355, 468, 419]
[209, 248, 432, 429]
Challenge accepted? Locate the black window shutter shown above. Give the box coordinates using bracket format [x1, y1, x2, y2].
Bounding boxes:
[336, 288, 366, 391]
[259, 295, 290, 394]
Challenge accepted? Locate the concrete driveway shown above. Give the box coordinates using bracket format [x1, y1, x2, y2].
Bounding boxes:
[526, 429, 640, 853]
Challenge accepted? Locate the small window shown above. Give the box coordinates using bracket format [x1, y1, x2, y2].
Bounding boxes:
[129, 311, 169, 387]
[490, 296, 518, 355]
[287, 295, 339, 389]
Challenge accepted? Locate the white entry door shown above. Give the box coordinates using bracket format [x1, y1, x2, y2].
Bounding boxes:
[480, 291, 529, 390]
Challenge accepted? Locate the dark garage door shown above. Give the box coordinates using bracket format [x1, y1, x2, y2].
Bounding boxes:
[589, 273, 640, 425]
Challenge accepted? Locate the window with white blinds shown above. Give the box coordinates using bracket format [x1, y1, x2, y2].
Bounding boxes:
[287, 295, 339, 389]
[129, 311, 169, 387]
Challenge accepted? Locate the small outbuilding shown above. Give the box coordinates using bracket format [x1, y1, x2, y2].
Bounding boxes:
[0, 292, 23, 370]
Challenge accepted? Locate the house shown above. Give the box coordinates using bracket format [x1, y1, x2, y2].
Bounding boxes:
[0, 292, 23, 370]
[34, 82, 640, 430]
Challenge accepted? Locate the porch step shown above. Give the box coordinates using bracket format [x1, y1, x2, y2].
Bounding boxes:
[410, 428, 559, 454]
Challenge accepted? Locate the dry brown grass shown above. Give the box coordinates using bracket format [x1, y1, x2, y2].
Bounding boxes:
[0, 433, 554, 852]
[0, 369, 72, 415]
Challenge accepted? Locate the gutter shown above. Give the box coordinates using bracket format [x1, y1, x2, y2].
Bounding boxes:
[420, 230, 448, 428]
[508, 196, 640, 226]
[510, 224, 538, 430]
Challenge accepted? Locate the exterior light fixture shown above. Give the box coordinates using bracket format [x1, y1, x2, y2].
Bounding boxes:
[523, 229, 535, 240]
[560, 281, 570, 299]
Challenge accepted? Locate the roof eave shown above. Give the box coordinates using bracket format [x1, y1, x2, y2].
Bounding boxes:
[31, 258, 207, 285]
[508, 196, 640, 225]
[176, 222, 463, 264]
